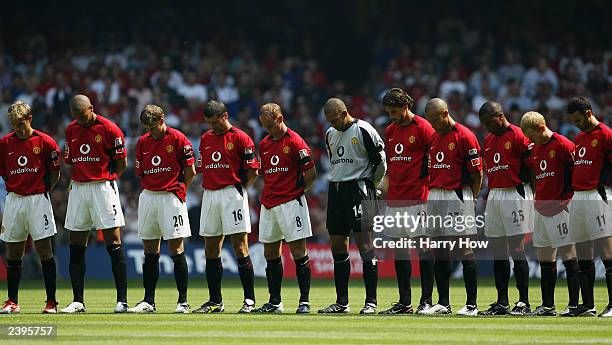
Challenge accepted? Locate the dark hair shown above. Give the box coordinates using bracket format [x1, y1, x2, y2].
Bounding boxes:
[203, 100, 227, 118]
[566, 96, 591, 115]
[382, 87, 414, 108]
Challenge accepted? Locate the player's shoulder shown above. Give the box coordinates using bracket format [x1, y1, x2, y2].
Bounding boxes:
[137, 132, 152, 143]
[229, 126, 254, 140]
[96, 114, 123, 133]
[66, 119, 78, 131]
[553, 132, 574, 148]
[454, 122, 478, 140]
[33, 129, 58, 145]
[286, 127, 307, 144]
[166, 126, 188, 141]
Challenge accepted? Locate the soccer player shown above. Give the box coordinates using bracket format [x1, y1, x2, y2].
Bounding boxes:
[253, 103, 316, 314]
[419, 98, 482, 316]
[127, 105, 195, 313]
[0, 101, 60, 314]
[379, 88, 436, 314]
[565, 97, 612, 317]
[193, 100, 259, 313]
[61, 94, 129, 313]
[318, 98, 387, 314]
[520, 111, 580, 316]
[478, 101, 533, 316]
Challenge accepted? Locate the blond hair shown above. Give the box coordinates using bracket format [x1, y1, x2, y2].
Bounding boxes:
[259, 103, 282, 119]
[7, 101, 32, 123]
[520, 111, 546, 131]
[140, 104, 165, 124]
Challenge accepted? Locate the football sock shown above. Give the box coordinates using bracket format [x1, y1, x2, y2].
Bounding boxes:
[462, 253, 478, 306]
[511, 250, 530, 305]
[106, 244, 128, 303]
[394, 259, 412, 306]
[172, 252, 188, 304]
[362, 250, 378, 305]
[578, 260, 595, 309]
[41, 257, 57, 302]
[69, 245, 86, 303]
[418, 250, 434, 305]
[333, 253, 350, 305]
[265, 257, 283, 305]
[563, 258, 580, 306]
[295, 255, 311, 303]
[205, 257, 223, 303]
[237, 256, 255, 302]
[493, 259, 510, 306]
[434, 248, 451, 306]
[603, 259, 612, 306]
[6, 259, 22, 303]
[540, 261, 557, 307]
[143, 253, 160, 305]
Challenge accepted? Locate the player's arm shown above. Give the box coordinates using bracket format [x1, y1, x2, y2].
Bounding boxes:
[113, 157, 128, 177]
[470, 170, 483, 197]
[360, 126, 387, 187]
[244, 168, 257, 189]
[184, 163, 196, 188]
[303, 166, 317, 192]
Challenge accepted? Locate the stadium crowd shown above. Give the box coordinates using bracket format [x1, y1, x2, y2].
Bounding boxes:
[0, 27, 610, 244]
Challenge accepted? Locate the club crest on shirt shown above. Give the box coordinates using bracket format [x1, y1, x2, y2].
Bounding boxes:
[95, 135, 103, 143]
[504, 141, 512, 150]
[283, 146, 290, 154]
[166, 145, 174, 153]
[591, 139, 598, 147]
[448, 142, 456, 151]
[227, 142, 234, 151]
[33, 146, 41, 154]
[549, 150, 556, 158]
[409, 136, 416, 144]
[351, 137, 358, 144]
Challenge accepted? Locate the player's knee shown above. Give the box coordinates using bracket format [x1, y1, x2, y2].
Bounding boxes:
[510, 247, 526, 261]
[360, 249, 376, 261]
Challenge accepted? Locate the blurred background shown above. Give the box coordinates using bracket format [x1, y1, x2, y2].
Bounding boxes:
[0, 0, 610, 278]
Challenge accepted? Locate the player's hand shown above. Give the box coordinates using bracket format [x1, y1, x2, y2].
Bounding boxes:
[376, 189, 382, 199]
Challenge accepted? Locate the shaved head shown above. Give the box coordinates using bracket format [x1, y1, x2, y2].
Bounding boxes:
[70, 94, 92, 114]
[424, 98, 448, 115]
[323, 98, 347, 116]
[478, 101, 503, 120]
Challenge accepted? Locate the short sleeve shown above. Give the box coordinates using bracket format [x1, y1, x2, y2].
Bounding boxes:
[239, 132, 259, 170]
[106, 121, 126, 159]
[292, 135, 314, 171]
[178, 133, 195, 168]
[462, 130, 483, 173]
[44, 135, 61, 171]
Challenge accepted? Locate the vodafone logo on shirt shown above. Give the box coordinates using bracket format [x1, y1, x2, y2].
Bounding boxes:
[431, 151, 451, 169]
[574, 146, 593, 166]
[205, 151, 230, 169]
[389, 143, 412, 162]
[72, 142, 101, 163]
[265, 154, 288, 174]
[535, 159, 555, 180]
[143, 155, 172, 175]
[9, 155, 39, 175]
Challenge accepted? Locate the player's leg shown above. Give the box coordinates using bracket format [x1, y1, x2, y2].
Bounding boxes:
[558, 243, 580, 316]
[455, 241, 478, 316]
[254, 241, 284, 313]
[415, 244, 435, 312]
[595, 236, 612, 317]
[531, 246, 558, 316]
[168, 238, 189, 312]
[128, 239, 160, 313]
[288, 239, 311, 313]
[379, 245, 413, 315]
[489, 236, 511, 313]
[69, 230, 89, 305]
[508, 234, 531, 315]
[33, 237, 58, 313]
[199, 235, 225, 312]
[576, 241, 595, 312]
[101, 227, 128, 308]
[1, 242, 26, 314]
[230, 232, 256, 312]
[355, 229, 377, 314]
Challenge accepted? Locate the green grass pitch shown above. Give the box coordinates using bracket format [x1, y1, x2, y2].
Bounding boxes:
[1, 278, 611, 344]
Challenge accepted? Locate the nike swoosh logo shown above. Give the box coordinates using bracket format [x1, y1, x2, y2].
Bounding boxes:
[143, 152, 149, 155]
[205, 146, 211, 149]
[388, 138, 394, 141]
[485, 148, 492, 151]
[8, 152, 13, 155]
[71, 139, 78, 142]
[263, 152, 269, 155]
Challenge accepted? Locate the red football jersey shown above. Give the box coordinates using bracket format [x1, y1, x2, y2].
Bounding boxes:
[428, 122, 482, 190]
[197, 126, 259, 190]
[0, 130, 61, 195]
[572, 123, 612, 190]
[530, 132, 575, 216]
[64, 115, 126, 182]
[135, 127, 195, 202]
[385, 115, 435, 205]
[483, 124, 532, 188]
[259, 128, 315, 208]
